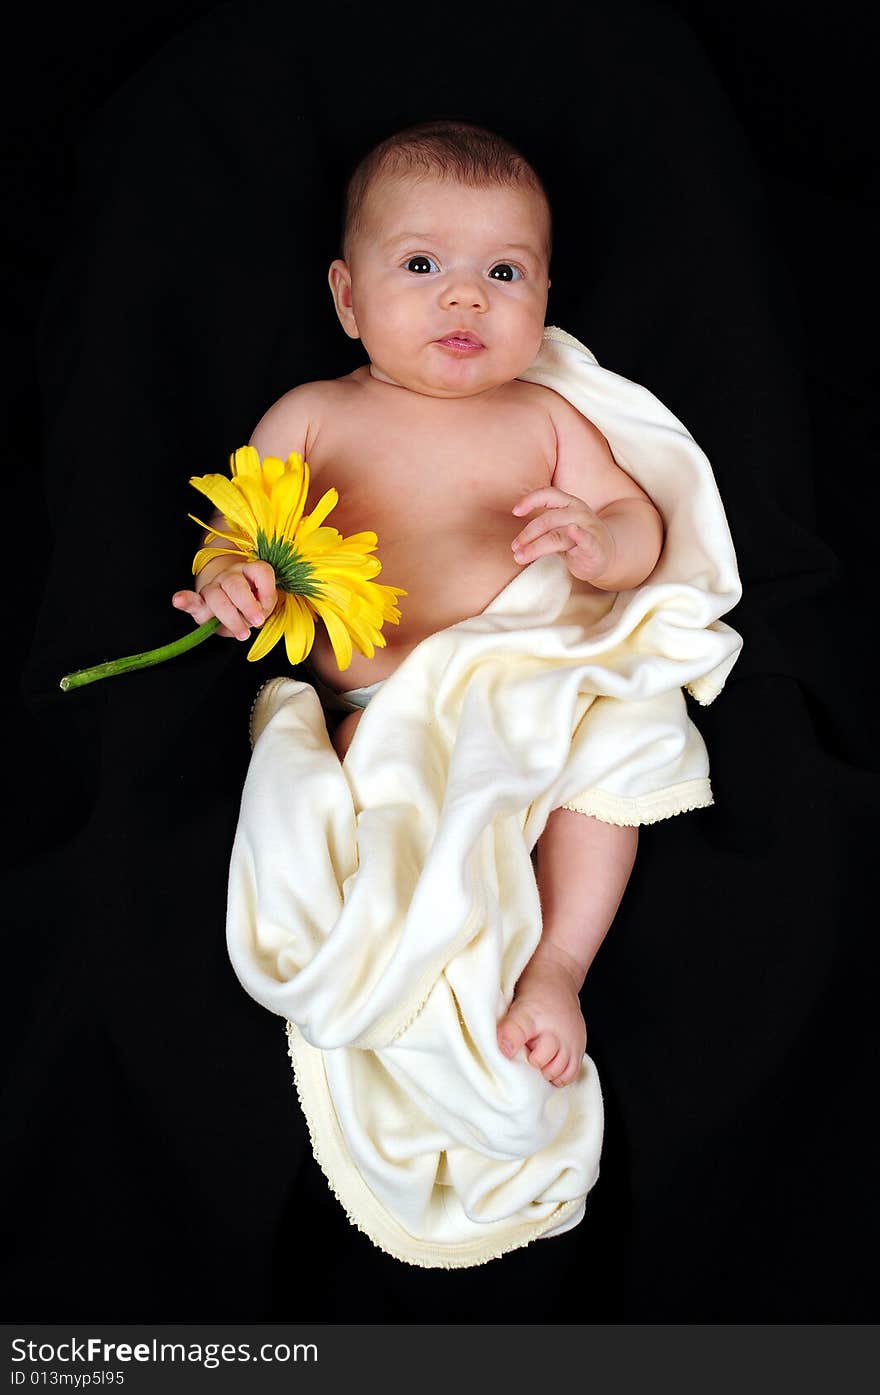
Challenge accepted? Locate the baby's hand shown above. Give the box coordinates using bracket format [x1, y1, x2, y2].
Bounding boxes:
[511, 487, 615, 584]
[496, 945, 587, 1088]
[171, 559, 277, 641]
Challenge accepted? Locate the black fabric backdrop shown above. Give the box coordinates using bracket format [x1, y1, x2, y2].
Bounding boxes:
[3, 0, 877, 1321]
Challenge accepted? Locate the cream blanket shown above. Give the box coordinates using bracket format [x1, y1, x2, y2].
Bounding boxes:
[226, 326, 743, 1268]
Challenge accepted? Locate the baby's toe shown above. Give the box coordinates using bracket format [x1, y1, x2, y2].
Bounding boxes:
[563, 1058, 582, 1086]
[497, 1004, 537, 1058]
[544, 1051, 571, 1086]
[526, 1032, 560, 1070]
[497, 1020, 526, 1057]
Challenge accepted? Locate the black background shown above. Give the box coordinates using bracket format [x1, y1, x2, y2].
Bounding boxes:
[2, 0, 877, 1321]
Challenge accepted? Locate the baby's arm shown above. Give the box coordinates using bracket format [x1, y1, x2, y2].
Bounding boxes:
[171, 385, 317, 638]
[511, 394, 664, 590]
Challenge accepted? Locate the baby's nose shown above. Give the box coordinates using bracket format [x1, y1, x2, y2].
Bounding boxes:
[440, 277, 489, 310]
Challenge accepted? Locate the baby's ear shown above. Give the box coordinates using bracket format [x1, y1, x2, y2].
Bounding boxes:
[327, 259, 359, 340]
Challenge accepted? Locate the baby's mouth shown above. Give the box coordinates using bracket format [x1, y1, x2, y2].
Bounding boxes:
[435, 332, 485, 352]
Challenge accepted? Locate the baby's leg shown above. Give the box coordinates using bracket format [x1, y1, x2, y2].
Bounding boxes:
[317, 675, 386, 760]
[497, 810, 638, 1085]
[330, 709, 363, 760]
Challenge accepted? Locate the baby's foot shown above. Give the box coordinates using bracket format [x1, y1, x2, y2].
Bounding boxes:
[496, 946, 586, 1088]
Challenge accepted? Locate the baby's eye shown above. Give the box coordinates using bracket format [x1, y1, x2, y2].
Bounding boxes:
[488, 263, 523, 282]
[404, 255, 439, 274]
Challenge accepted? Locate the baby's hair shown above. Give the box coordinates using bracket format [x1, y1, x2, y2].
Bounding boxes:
[340, 118, 553, 265]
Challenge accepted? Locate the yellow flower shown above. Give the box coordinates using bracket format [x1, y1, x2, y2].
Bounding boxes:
[188, 446, 407, 670]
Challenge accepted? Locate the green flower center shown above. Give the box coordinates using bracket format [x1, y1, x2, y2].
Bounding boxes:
[255, 531, 325, 596]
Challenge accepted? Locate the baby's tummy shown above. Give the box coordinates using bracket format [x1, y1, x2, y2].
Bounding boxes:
[306, 526, 527, 692]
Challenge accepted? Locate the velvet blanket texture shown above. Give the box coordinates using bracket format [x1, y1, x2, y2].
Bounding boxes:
[225, 326, 743, 1267]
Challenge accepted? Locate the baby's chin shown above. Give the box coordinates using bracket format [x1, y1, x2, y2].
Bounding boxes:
[368, 353, 527, 399]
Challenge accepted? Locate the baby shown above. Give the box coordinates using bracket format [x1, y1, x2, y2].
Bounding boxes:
[172, 120, 664, 1089]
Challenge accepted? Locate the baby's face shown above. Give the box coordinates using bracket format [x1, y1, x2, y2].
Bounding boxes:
[329, 175, 551, 399]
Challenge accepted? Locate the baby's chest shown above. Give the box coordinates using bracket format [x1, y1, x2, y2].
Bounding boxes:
[308, 408, 556, 533]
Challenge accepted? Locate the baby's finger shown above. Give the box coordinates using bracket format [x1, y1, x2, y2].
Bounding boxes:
[221, 571, 271, 629]
[511, 486, 574, 516]
[172, 589, 212, 622]
[201, 582, 252, 641]
[513, 526, 577, 565]
[512, 506, 580, 550]
[173, 589, 237, 639]
[241, 560, 278, 613]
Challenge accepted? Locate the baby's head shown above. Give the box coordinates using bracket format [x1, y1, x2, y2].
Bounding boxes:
[328, 119, 553, 399]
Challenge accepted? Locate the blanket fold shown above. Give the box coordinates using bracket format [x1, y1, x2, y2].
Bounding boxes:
[225, 326, 742, 1266]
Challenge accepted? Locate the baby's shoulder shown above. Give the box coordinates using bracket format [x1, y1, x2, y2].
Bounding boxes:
[508, 378, 595, 432]
[249, 377, 343, 459]
[519, 381, 614, 463]
[508, 377, 555, 411]
[514, 378, 596, 428]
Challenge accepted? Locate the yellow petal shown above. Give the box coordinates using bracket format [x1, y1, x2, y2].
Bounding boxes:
[261, 455, 286, 489]
[307, 596, 353, 670]
[310, 577, 362, 611]
[296, 525, 344, 554]
[282, 595, 316, 667]
[302, 527, 373, 557]
[373, 582, 408, 614]
[334, 531, 379, 553]
[342, 614, 379, 658]
[297, 487, 338, 539]
[191, 545, 247, 575]
[270, 467, 312, 541]
[230, 445, 262, 478]
[187, 513, 250, 548]
[233, 473, 274, 538]
[245, 603, 287, 662]
[276, 453, 309, 531]
[190, 475, 259, 540]
[312, 555, 383, 578]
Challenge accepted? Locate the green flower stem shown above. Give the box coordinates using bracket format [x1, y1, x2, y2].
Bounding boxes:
[59, 617, 222, 691]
